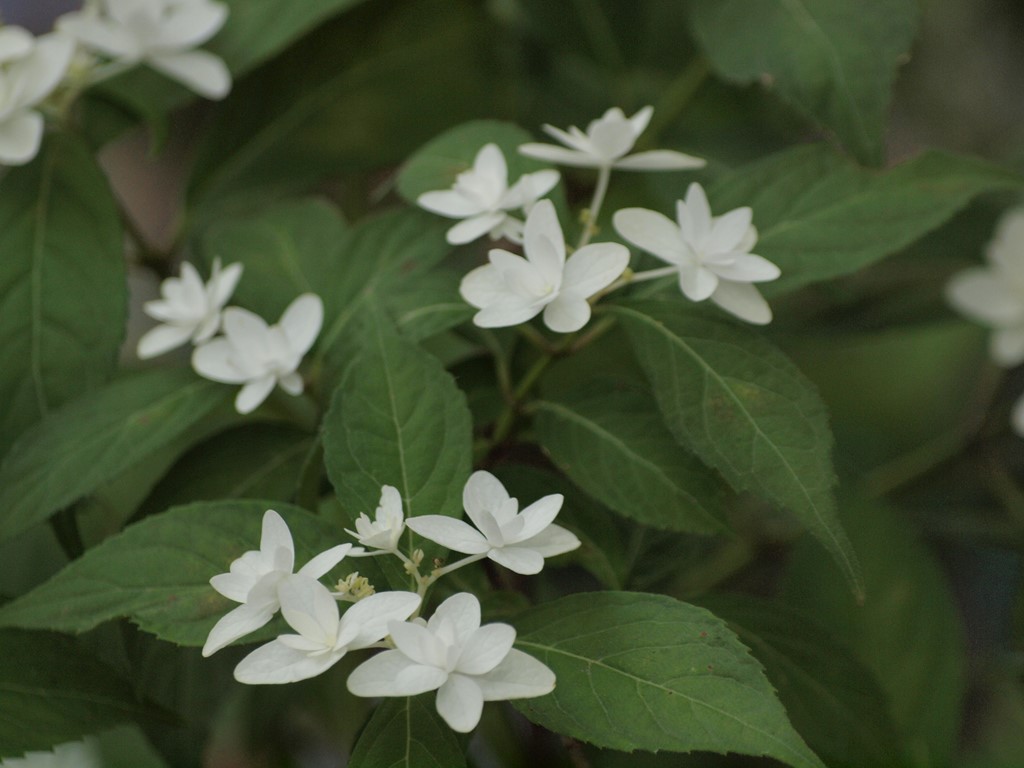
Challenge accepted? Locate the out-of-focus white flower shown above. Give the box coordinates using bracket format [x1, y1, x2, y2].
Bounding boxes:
[417, 143, 560, 245]
[203, 509, 351, 657]
[0, 738, 100, 768]
[406, 470, 579, 575]
[345, 485, 406, 551]
[519, 106, 704, 172]
[57, 0, 231, 99]
[0, 29, 74, 165]
[137, 257, 242, 359]
[613, 182, 781, 325]
[233, 576, 420, 685]
[347, 592, 555, 733]
[459, 199, 628, 333]
[947, 207, 1024, 368]
[191, 293, 323, 414]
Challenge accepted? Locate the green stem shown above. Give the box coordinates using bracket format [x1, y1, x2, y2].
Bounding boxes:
[577, 164, 611, 250]
[489, 351, 557, 447]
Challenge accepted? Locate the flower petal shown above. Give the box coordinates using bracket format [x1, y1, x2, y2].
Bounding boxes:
[587, 117, 637, 162]
[418, 189, 483, 218]
[148, 49, 231, 99]
[680, 184, 712, 244]
[389, 618, 448, 667]
[562, 243, 630, 298]
[278, 371, 304, 395]
[136, 323, 195, 359]
[627, 105, 654, 137]
[460, 263, 506, 310]
[542, 293, 591, 333]
[211, 261, 244, 307]
[445, 212, 505, 245]
[341, 592, 421, 648]
[710, 253, 781, 283]
[430, 592, 481, 641]
[235, 375, 277, 414]
[710, 281, 773, 325]
[234, 638, 343, 684]
[0, 110, 43, 165]
[613, 149, 706, 171]
[678, 264, 718, 302]
[279, 293, 324, 356]
[707, 207, 754, 254]
[487, 546, 545, 575]
[277, 576, 338, 646]
[503, 169, 560, 209]
[517, 523, 581, 557]
[507, 494, 564, 543]
[456, 624, 515, 675]
[406, 516, 490, 554]
[202, 602, 275, 657]
[347, 651, 446, 697]
[991, 327, 1024, 367]
[523, 200, 566, 283]
[56, 14, 139, 58]
[192, 339, 248, 382]
[475, 649, 556, 700]
[518, 143, 601, 168]
[153, 2, 228, 49]
[297, 543, 352, 580]
[17, 33, 75, 107]
[463, 471, 510, 531]
[473, 298, 546, 329]
[947, 270, 1024, 327]
[612, 208, 685, 265]
[436, 674, 484, 733]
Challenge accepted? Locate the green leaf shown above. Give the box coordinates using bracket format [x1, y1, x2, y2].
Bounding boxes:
[534, 385, 731, 535]
[389, 267, 474, 343]
[0, 370, 230, 544]
[0, 629, 157, 758]
[611, 300, 862, 597]
[783, 495, 966, 765]
[0, 501, 345, 647]
[200, 197, 349, 320]
[688, 0, 918, 164]
[397, 120, 550, 203]
[0, 134, 124, 457]
[707, 145, 1024, 294]
[513, 592, 825, 768]
[322, 306, 472, 589]
[349, 697, 466, 768]
[698, 594, 902, 768]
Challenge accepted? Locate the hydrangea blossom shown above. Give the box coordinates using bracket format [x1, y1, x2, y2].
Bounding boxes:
[613, 183, 781, 325]
[191, 293, 323, 414]
[234, 576, 421, 685]
[519, 106, 704, 172]
[0, 29, 74, 165]
[459, 199, 629, 332]
[417, 143, 560, 245]
[137, 257, 242, 359]
[406, 470, 580, 575]
[203, 509, 352, 657]
[345, 485, 406, 551]
[57, 0, 231, 99]
[347, 592, 555, 733]
[0, 738, 100, 768]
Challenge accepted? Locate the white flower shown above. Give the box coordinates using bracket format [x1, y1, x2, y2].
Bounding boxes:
[613, 183, 781, 325]
[406, 471, 580, 575]
[203, 509, 351, 657]
[459, 199, 629, 332]
[0, 29, 74, 165]
[519, 106, 705, 171]
[137, 257, 242, 359]
[234, 576, 420, 685]
[191, 293, 323, 414]
[57, 0, 231, 99]
[347, 592, 555, 733]
[0, 738, 100, 768]
[947, 207, 1024, 368]
[345, 485, 406, 551]
[417, 143, 560, 245]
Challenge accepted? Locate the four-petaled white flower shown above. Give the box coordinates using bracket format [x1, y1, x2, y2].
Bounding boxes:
[417, 143, 560, 245]
[0, 738, 100, 768]
[0, 28, 74, 165]
[234, 575, 421, 685]
[137, 257, 243, 359]
[519, 106, 704, 172]
[191, 293, 323, 414]
[407, 470, 580, 575]
[203, 509, 351, 657]
[58, 0, 231, 99]
[459, 199, 629, 332]
[345, 485, 406, 551]
[947, 207, 1024, 369]
[613, 183, 781, 325]
[347, 592, 555, 733]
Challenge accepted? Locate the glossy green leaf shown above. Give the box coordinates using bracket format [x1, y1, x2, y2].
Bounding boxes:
[349, 696, 466, 768]
[612, 300, 862, 596]
[389, 268, 474, 343]
[534, 386, 730, 534]
[0, 501, 346, 646]
[0, 370, 229, 544]
[322, 306, 472, 588]
[699, 594, 902, 767]
[783, 495, 966, 766]
[688, 0, 918, 164]
[707, 145, 1024, 294]
[0, 134, 124, 457]
[513, 592, 825, 768]
[0, 629, 157, 758]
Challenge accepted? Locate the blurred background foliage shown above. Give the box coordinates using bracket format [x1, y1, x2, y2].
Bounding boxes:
[1, 0, 1023, 765]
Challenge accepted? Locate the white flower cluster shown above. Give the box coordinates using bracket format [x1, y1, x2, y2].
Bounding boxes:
[415, 106, 781, 330]
[204, 472, 578, 733]
[947, 206, 1024, 436]
[137, 259, 323, 414]
[0, 0, 231, 166]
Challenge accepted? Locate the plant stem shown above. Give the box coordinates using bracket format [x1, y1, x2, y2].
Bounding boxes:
[576, 164, 611, 250]
[489, 351, 557, 448]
